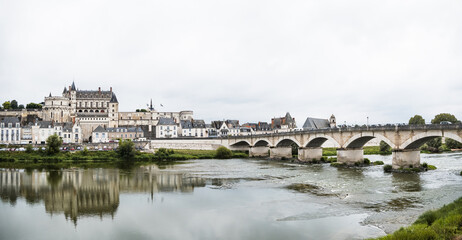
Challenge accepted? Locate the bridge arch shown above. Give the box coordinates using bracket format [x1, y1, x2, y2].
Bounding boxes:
[229, 140, 251, 147]
[401, 131, 462, 149]
[254, 139, 270, 147]
[343, 133, 396, 149]
[276, 138, 301, 147]
[305, 136, 340, 148]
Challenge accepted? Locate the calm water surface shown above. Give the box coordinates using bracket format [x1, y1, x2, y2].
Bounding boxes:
[1, 153, 462, 240]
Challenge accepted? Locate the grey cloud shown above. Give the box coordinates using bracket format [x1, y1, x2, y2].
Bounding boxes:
[1, 0, 461, 125]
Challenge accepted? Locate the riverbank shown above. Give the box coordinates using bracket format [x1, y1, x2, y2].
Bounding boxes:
[371, 196, 462, 240]
[0, 149, 249, 169]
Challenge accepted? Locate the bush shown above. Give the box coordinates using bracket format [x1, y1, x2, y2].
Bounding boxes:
[46, 134, 63, 155]
[215, 146, 232, 159]
[328, 157, 337, 163]
[363, 158, 370, 164]
[82, 147, 89, 156]
[384, 164, 393, 173]
[460, 171, 462, 176]
[232, 152, 248, 158]
[373, 161, 384, 165]
[330, 162, 343, 167]
[25, 144, 33, 153]
[117, 140, 136, 160]
[446, 138, 462, 149]
[379, 141, 392, 153]
[422, 162, 428, 168]
[427, 165, 437, 170]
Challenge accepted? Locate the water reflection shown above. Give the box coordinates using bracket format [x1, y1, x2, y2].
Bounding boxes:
[0, 165, 206, 225]
[391, 173, 422, 192]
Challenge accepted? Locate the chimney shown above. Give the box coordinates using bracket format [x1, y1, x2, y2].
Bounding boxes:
[69, 86, 71, 91]
[110, 87, 112, 92]
[99, 87, 101, 94]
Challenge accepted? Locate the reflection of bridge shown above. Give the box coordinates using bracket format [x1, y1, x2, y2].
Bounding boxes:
[226, 124, 462, 169]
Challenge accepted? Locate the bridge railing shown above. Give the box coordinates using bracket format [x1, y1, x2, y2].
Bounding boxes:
[227, 123, 462, 139]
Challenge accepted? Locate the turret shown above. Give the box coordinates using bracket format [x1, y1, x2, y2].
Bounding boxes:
[329, 114, 336, 128]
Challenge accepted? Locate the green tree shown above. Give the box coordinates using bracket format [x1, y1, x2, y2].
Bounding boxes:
[117, 139, 136, 160]
[426, 137, 442, 153]
[46, 134, 63, 155]
[18, 104, 25, 109]
[25, 144, 34, 153]
[408, 115, 425, 125]
[82, 147, 89, 156]
[431, 113, 458, 124]
[10, 100, 18, 109]
[445, 138, 462, 149]
[2, 101, 11, 109]
[379, 140, 391, 153]
[215, 146, 232, 159]
[26, 103, 42, 109]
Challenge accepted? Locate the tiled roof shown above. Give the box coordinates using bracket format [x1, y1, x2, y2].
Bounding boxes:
[302, 117, 330, 129]
[93, 125, 106, 132]
[158, 117, 176, 125]
[0, 117, 20, 125]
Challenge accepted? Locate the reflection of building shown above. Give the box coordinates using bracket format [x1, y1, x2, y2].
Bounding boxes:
[0, 166, 206, 224]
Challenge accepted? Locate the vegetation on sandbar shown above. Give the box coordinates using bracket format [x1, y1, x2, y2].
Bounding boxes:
[371, 196, 462, 240]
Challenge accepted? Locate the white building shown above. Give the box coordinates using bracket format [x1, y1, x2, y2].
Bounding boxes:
[156, 118, 177, 138]
[179, 119, 208, 138]
[0, 117, 22, 144]
[91, 126, 109, 143]
[31, 121, 82, 144]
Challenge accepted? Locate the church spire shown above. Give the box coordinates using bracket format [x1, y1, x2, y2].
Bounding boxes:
[71, 81, 76, 91]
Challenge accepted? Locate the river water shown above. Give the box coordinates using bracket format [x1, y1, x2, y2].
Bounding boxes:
[1, 153, 462, 240]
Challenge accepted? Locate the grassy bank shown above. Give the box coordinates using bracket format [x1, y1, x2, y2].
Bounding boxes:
[0, 148, 249, 169]
[371, 197, 462, 240]
[323, 146, 390, 156]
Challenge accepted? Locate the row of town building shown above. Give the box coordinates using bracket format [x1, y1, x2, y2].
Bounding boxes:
[0, 82, 337, 145]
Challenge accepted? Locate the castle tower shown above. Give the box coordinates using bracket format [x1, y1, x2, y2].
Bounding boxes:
[108, 91, 119, 128]
[329, 114, 336, 128]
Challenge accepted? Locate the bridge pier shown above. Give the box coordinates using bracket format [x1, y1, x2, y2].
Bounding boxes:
[249, 146, 270, 157]
[337, 148, 364, 165]
[392, 149, 420, 169]
[269, 147, 292, 160]
[298, 147, 323, 162]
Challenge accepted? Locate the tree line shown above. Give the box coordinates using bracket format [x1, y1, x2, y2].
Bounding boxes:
[1, 100, 42, 110]
[408, 113, 462, 151]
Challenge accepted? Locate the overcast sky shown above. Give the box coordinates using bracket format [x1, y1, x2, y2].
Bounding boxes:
[1, 0, 461, 126]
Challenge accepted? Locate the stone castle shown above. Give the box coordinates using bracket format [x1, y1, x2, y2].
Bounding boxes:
[42, 82, 193, 141]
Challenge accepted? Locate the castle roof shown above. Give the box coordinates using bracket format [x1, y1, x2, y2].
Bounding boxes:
[63, 87, 68, 94]
[302, 117, 330, 130]
[76, 90, 113, 99]
[93, 125, 106, 133]
[0, 117, 20, 125]
[109, 93, 118, 103]
[71, 81, 76, 91]
[158, 117, 176, 125]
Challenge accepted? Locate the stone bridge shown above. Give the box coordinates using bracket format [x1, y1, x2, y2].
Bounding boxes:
[226, 124, 462, 169]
